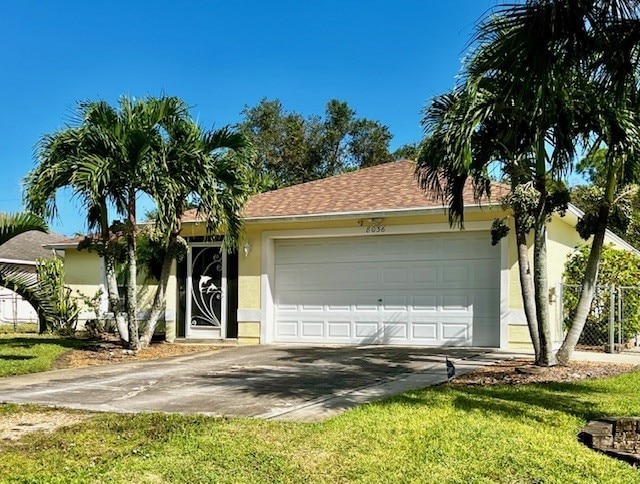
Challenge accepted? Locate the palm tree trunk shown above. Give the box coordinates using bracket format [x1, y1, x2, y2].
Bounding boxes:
[104, 255, 128, 343]
[98, 199, 128, 343]
[557, 170, 616, 365]
[139, 253, 173, 348]
[126, 188, 140, 350]
[515, 218, 541, 361]
[533, 132, 556, 367]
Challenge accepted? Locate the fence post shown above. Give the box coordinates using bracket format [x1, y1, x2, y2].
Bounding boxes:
[618, 287, 623, 350]
[609, 283, 616, 353]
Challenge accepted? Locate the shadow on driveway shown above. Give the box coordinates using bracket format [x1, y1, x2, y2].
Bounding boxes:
[0, 345, 507, 421]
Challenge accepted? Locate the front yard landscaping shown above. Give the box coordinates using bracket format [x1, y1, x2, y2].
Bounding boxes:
[0, 331, 221, 377]
[0, 365, 639, 482]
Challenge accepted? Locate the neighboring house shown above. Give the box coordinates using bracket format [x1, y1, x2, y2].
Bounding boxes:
[49, 160, 635, 349]
[0, 230, 66, 325]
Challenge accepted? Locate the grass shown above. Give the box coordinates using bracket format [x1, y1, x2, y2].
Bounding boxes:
[1, 371, 640, 482]
[0, 332, 89, 377]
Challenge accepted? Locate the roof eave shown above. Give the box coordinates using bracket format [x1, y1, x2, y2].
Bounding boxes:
[181, 203, 502, 225]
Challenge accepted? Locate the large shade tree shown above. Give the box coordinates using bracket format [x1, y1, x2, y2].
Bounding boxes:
[417, 0, 640, 365]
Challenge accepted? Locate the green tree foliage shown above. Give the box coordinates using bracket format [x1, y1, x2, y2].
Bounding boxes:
[392, 142, 421, 161]
[237, 98, 393, 187]
[417, 0, 640, 366]
[26, 95, 253, 349]
[564, 245, 640, 345]
[572, 147, 640, 249]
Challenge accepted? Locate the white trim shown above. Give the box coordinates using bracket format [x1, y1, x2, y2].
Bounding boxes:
[0, 258, 37, 265]
[507, 309, 528, 325]
[499, 236, 510, 349]
[260, 221, 498, 345]
[243, 204, 501, 224]
[237, 309, 262, 322]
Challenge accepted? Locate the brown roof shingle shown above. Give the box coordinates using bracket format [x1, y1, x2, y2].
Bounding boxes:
[0, 230, 66, 261]
[183, 160, 508, 222]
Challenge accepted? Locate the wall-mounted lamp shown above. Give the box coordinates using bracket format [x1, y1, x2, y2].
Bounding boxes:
[243, 241, 252, 258]
[368, 217, 383, 225]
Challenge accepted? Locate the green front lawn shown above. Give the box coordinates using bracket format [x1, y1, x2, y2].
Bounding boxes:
[0, 333, 88, 377]
[1, 370, 639, 482]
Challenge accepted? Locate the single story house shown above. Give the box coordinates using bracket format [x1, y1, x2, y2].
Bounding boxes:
[50, 160, 635, 349]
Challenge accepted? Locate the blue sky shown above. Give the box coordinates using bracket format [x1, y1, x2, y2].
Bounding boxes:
[0, 0, 500, 235]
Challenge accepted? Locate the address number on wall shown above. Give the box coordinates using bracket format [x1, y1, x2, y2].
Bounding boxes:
[365, 225, 386, 233]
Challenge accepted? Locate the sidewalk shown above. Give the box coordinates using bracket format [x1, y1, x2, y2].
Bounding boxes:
[499, 348, 640, 365]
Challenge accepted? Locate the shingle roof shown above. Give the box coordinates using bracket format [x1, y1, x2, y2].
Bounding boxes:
[0, 230, 67, 262]
[183, 159, 508, 222]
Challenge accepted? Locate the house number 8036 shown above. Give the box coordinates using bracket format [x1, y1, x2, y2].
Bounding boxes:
[366, 225, 385, 233]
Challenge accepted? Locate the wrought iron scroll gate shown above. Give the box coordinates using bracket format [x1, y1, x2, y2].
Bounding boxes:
[560, 283, 640, 353]
[185, 243, 227, 339]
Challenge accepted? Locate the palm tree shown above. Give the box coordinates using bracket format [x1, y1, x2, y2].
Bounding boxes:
[25, 96, 191, 349]
[0, 212, 50, 330]
[138, 120, 252, 347]
[417, 80, 551, 363]
[419, 0, 640, 366]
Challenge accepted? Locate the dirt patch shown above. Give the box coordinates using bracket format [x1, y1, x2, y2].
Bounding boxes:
[0, 410, 90, 442]
[52, 338, 224, 370]
[451, 358, 638, 386]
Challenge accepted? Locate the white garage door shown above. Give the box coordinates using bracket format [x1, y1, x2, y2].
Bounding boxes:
[274, 232, 500, 346]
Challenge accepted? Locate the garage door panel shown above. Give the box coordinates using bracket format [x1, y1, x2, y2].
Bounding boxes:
[355, 321, 379, 338]
[412, 323, 438, 340]
[328, 321, 351, 338]
[274, 233, 500, 346]
[383, 322, 409, 341]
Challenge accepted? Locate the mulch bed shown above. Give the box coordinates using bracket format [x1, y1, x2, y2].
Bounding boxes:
[450, 358, 638, 386]
[52, 338, 223, 370]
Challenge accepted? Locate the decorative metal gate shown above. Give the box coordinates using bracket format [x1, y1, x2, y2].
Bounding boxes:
[185, 243, 226, 339]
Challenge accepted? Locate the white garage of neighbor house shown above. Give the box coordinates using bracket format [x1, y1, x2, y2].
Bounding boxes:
[55, 160, 635, 349]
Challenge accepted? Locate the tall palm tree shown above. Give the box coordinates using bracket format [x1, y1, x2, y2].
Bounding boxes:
[417, 79, 552, 363]
[138, 120, 253, 347]
[419, 0, 640, 366]
[25, 96, 191, 349]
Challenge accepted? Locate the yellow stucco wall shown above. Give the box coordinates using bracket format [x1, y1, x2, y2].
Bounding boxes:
[64, 205, 633, 348]
[65, 249, 176, 337]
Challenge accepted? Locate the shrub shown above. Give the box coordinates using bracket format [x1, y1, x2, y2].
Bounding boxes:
[35, 258, 79, 336]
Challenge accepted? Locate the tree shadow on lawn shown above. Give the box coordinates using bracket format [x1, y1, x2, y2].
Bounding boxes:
[391, 381, 610, 423]
[0, 355, 35, 361]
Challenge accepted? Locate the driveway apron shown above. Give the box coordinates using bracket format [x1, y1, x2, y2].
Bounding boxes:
[0, 345, 512, 422]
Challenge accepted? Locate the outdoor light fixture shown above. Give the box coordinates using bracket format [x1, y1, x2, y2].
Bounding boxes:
[243, 241, 252, 257]
[368, 217, 383, 225]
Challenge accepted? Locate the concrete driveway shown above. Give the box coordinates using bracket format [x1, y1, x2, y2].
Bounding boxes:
[0, 345, 511, 422]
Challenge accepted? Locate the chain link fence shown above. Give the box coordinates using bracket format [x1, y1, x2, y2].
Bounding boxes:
[0, 292, 39, 331]
[561, 283, 640, 353]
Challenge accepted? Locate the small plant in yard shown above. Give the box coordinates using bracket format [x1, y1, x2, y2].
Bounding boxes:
[564, 245, 640, 346]
[75, 289, 116, 338]
[35, 258, 80, 336]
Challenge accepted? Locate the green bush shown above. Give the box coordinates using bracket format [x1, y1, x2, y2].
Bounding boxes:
[35, 258, 79, 336]
[564, 244, 640, 345]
